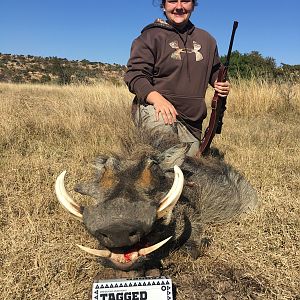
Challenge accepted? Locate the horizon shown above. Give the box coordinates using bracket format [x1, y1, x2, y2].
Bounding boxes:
[1, 50, 298, 69]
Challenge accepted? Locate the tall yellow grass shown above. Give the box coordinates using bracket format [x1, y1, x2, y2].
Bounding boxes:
[0, 80, 299, 299]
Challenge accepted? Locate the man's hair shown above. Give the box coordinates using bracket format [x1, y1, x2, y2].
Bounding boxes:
[160, 0, 198, 8]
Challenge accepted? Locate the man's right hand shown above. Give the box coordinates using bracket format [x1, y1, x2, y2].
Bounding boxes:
[146, 91, 178, 124]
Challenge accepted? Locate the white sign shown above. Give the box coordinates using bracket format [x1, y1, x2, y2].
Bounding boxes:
[92, 277, 173, 300]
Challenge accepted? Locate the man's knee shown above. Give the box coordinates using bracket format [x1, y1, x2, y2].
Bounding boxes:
[136, 105, 177, 135]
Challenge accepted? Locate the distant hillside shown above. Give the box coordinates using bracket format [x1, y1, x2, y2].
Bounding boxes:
[0, 53, 126, 85]
[1, 52, 298, 86]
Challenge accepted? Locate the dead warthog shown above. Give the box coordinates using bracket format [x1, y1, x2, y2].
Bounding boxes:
[55, 137, 258, 272]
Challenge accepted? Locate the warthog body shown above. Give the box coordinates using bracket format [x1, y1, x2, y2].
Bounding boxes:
[56, 135, 258, 272]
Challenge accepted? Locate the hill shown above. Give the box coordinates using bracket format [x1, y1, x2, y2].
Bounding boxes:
[1, 52, 299, 86]
[0, 53, 126, 85]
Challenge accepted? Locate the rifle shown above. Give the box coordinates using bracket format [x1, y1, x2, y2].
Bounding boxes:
[196, 21, 238, 157]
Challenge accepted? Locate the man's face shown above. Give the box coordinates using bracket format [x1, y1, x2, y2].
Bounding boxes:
[164, 0, 194, 28]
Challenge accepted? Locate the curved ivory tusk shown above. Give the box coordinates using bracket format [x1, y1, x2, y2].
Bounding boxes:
[76, 244, 111, 258]
[55, 171, 83, 221]
[138, 236, 172, 256]
[157, 165, 184, 219]
[77, 236, 172, 261]
[159, 166, 180, 205]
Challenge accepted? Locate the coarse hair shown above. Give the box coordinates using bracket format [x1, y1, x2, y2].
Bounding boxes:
[159, 0, 198, 8]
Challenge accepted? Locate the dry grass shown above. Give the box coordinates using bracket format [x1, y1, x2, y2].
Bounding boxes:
[0, 80, 299, 299]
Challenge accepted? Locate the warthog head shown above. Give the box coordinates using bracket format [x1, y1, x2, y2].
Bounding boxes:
[55, 138, 258, 271]
[55, 144, 189, 270]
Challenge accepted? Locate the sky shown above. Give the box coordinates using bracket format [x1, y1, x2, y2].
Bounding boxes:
[1, 0, 299, 66]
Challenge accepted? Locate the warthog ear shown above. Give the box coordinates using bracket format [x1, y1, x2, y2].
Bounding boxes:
[158, 143, 189, 171]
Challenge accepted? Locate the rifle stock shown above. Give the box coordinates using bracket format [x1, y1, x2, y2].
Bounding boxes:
[196, 21, 238, 157]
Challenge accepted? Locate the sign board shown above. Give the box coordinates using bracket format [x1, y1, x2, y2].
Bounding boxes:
[92, 277, 173, 300]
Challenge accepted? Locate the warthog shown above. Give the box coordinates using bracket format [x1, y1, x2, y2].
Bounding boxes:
[55, 135, 258, 272]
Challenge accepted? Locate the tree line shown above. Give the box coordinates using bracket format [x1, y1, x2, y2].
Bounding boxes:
[221, 51, 300, 82]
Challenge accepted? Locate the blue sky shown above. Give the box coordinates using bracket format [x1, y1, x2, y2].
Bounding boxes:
[1, 0, 299, 66]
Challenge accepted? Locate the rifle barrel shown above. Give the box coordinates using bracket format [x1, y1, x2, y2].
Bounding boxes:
[225, 21, 239, 67]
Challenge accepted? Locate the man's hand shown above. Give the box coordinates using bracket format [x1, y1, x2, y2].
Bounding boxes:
[214, 80, 230, 97]
[146, 91, 178, 124]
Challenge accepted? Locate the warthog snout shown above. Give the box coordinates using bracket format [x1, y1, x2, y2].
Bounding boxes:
[82, 197, 157, 247]
[94, 224, 145, 248]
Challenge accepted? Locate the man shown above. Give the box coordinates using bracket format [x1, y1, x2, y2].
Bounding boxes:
[124, 0, 230, 156]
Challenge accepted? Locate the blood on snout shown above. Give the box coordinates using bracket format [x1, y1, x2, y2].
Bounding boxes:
[123, 242, 150, 262]
[124, 252, 133, 262]
[123, 251, 139, 262]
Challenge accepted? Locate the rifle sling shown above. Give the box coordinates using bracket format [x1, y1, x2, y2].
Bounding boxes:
[197, 101, 219, 156]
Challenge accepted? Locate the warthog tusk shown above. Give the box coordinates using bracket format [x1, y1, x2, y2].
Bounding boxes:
[76, 236, 172, 263]
[138, 236, 172, 256]
[55, 171, 83, 221]
[157, 165, 184, 219]
[76, 244, 111, 257]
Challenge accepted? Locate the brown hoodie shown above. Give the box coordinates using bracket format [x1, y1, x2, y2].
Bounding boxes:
[124, 19, 221, 139]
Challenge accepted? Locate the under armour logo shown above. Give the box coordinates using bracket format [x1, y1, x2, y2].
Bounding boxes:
[169, 40, 203, 61]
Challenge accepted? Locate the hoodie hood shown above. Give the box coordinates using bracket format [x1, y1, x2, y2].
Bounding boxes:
[142, 18, 195, 35]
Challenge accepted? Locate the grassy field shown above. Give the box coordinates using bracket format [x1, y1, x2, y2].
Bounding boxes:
[0, 79, 299, 299]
